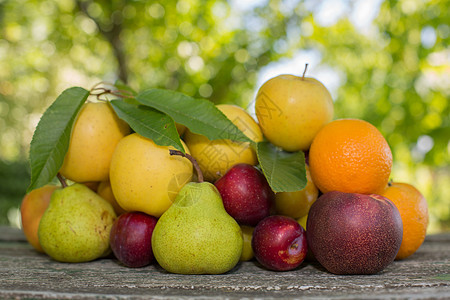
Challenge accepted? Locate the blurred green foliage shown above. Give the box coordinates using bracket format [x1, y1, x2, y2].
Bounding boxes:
[0, 0, 448, 232]
[0, 160, 30, 224]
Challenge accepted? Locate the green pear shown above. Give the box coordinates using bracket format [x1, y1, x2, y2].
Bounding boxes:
[152, 181, 243, 274]
[38, 183, 117, 263]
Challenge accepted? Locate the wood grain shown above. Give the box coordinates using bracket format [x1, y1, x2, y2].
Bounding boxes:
[1, 226, 449, 299]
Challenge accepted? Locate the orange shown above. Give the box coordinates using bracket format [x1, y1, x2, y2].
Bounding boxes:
[382, 182, 429, 260]
[309, 119, 392, 195]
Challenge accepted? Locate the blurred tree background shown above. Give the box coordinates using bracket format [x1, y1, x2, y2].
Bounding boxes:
[0, 0, 448, 232]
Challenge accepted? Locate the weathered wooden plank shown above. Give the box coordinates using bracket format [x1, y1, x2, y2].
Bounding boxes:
[0, 226, 449, 299]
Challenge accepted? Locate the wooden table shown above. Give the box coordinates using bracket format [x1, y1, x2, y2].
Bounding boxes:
[0, 226, 449, 299]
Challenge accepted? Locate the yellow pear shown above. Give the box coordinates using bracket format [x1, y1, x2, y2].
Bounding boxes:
[109, 133, 193, 217]
[59, 101, 130, 182]
[255, 73, 333, 152]
[184, 104, 263, 182]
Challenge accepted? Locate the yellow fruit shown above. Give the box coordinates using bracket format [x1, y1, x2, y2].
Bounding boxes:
[59, 101, 131, 182]
[275, 166, 319, 219]
[297, 214, 315, 261]
[297, 214, 308, 231]
[109, 133, 193, 217]
[184, 104, 263, 182]
[309, 118, 392, 195]
[240, 225, 254, 261]
[255, 74, 333, 152]
[20, 185, 59, 252]
[97, 181, 126, 215]
[83, 181, 100, 192]
[382, 182, 429, 260]
[176, 123, 187, 136]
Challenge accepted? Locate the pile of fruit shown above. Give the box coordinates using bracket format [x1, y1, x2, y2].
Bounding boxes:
[21, 66, 429, 275]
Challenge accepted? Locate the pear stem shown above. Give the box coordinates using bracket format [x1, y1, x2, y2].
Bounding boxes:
[302, 63, 309, 80]
[57, 173, 68, 188]
[169, 150, 204, 183]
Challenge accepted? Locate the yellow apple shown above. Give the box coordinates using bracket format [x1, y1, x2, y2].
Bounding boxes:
[184, 104, 263, 182]
[97, 180, 126, 215]
[109, 133, 193, 217]
[255, 74, 333, 152]
[275, 165, 319, 219]
[59, 101, 131, 182]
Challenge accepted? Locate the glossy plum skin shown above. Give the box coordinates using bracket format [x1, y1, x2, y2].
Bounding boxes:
[110, 212, 158, 268]
[214, 164, 274, 226]
[251, 215, 308, 271]
[306, 191, 403, 275]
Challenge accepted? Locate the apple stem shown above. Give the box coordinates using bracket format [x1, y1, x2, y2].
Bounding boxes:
[302, 63, 309, 80]
[169, 150, 204, 183]
[57, 173, 68, 188]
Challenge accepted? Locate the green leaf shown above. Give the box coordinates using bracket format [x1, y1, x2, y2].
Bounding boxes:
[110, 100, 184, 152]
[136, 89, 253, 143]
[28, 87, 90, 192]
[256, 141, 307, 193]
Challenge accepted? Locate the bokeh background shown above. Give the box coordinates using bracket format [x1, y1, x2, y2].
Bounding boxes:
[0, 0, 448, 233]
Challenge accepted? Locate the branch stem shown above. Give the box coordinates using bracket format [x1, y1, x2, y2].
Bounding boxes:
[89, 84, 135, 100]
[169, 150, 204, 183]
[57, 173, 68, 188]
[302, 63, 309, 80]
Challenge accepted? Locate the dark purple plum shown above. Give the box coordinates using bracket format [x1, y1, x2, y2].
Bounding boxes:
[252, 215, 307, 271]
[110, 212, 158, 268]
